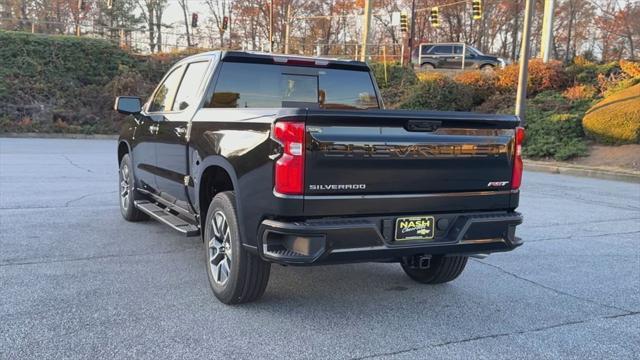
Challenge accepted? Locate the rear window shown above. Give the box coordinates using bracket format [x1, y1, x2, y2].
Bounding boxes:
[205, 62, 379, 110]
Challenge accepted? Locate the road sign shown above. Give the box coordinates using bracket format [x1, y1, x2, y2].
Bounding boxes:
[391, 11, 400, 26]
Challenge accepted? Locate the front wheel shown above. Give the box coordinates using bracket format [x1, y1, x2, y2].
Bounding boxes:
[204, 191, 271, 304]
[480, 64, 495, 72]
[119, 153, 148, 222]
[401, 255, 468, 284]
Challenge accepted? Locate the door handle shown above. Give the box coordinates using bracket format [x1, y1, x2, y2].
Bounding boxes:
[149, 124, 159, 135]
[174, 126, 187, 137]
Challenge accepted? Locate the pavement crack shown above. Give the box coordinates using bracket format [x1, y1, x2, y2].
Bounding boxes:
[473, 259, 633, 313]
[530, 192, 640, 211]
[351, 313, 640, 359]
[62, 155, 94, 173]
[0, 205, 119, 211]
[0, 246, 199, 268]
[64, 190, 117, 207]
[526, 217, 640, 229]
[527, 230, 640, 243]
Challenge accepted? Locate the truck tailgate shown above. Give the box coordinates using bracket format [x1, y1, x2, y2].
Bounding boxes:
[304, 110, 519, 196]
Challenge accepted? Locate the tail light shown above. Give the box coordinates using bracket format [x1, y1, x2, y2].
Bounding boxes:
[511, 127, 525, 190]
[273, 121, 305, 195]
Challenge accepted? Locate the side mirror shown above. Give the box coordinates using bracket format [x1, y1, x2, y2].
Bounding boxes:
[114, 96, 142, 115]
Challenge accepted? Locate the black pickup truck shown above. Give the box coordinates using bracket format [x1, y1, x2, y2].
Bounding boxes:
[115, 51, 524, 304]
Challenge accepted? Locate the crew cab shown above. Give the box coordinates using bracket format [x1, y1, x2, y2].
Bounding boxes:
[115, 51, 524, 304]
[412, 42, 506, 70]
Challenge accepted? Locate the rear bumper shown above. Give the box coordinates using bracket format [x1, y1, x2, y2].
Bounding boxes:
[258, 211, 523, 265]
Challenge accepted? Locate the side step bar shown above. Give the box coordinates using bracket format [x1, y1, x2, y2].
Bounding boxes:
[134, 200, 200, 237]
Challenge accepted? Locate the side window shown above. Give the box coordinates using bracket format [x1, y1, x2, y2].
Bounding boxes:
[148, 66, 184, 112]
[421, 45, 433, 54]
[453, 45, 463, 55]
[172, 61, 209, 111]
[430, 45, 452, 55]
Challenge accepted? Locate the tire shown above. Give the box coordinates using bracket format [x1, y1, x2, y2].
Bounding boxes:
[204, 191, 271, 304]
[421, 63, 435, 70]
[480, 64, 495, 72]
[119, 153, 149, 222]
[401, 255, 468, 284]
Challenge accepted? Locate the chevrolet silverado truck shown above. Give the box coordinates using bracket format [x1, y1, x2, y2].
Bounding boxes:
[115, 51, 524, 304]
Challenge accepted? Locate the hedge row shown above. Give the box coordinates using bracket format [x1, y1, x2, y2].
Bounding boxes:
[0, 30, 188, 133]
[582, 84, 640, 144]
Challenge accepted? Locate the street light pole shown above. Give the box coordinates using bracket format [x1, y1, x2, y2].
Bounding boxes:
[540, 0, 555, 62]
[360, 0, 372, 62]
[515, 0, 535, 123]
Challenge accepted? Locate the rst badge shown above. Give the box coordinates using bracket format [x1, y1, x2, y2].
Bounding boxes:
[487, 181, 509, 187]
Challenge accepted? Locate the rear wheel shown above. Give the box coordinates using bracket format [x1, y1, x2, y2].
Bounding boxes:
[119, 153, 148, 222]
[204, 191, 271, 304]
[421, 63, 435, 70]
[480, 64, 495, 72]
[401, 255, 468, 284]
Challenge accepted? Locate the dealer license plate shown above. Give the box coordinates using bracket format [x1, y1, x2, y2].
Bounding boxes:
[395, 216, 435, 241]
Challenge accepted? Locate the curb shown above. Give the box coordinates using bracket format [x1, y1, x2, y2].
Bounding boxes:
[1, 132, 118, 140]
[525, 160, 640, 184]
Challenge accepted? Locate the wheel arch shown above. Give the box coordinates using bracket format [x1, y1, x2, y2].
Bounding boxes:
[421, 61, 437, 68]
[117, 140, 131, 164]
[196, 157, 241, 238]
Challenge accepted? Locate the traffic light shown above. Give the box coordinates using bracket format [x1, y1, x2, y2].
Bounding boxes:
[472, 0, 482, 20]
[191, 13, 198, 28]
[399, 13, 408, 33]
[430, 7, 439, 27]
[222, 16, 228, 31]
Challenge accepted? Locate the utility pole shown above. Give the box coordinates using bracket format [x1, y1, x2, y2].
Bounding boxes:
[360, 0, 372, 62]
[515, 0, 535, 122]
[408, 0, 416, 65]
[284, 2, 291, 54]
[540, 0, 555, 62]
[269, 0, 274, 52]
[76, 0, 82, 36]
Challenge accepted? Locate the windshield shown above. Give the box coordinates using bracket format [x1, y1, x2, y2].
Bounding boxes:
[467, 45, 484, 56]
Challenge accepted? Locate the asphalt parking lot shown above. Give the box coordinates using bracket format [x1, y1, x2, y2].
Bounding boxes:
[1, 137, 639, 359]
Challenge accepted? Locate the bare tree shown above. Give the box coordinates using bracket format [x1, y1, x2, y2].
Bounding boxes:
[205, 0, 229, 48]
[177, 0, 191, 47]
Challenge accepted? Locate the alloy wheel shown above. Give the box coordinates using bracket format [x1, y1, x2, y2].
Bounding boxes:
[120, 164, 130, 210]
[208, 211, 232, 285]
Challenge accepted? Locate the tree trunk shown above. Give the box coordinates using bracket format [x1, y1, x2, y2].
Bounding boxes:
[180, 1, 191, 47]
[147, 2, 155, 53]
[565, 3, 574, 62]
[511, 1, 520, 60]
[155, 4, 163, 52]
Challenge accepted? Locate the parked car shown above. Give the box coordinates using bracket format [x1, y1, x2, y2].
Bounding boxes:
[412, 42, 506, 70]
[115, 51, 524, 304]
